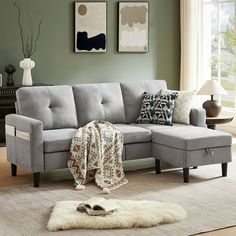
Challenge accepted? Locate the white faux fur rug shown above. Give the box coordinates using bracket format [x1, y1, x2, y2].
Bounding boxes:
[47, 199, 186, 231]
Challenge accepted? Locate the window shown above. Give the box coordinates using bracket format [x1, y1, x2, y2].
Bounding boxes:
[201, 0, 236, 109]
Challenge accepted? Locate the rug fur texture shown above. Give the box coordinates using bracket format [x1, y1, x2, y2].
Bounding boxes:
[47, 199, 186, 231]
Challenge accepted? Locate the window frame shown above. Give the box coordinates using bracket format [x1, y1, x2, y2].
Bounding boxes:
[200, 0, 236, 110]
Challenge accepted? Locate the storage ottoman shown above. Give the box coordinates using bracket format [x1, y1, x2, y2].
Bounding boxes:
[152, 126, 232, 182]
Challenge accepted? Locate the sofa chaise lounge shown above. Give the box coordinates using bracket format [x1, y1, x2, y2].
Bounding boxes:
[5, 80, 232, 187]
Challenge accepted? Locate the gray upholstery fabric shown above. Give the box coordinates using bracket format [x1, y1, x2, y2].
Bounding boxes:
[114, 124, 151, 144]
[43, 129, 77, 153]
[45, 148, 126, 171]
[15, 102, 19, 114]
[73, 83, 126, 126]
[152, 144, 231, 168]
[44, 152, 70, 170]
[6, 80, 231, 178]
[16, 86, 78, 130]
[6, 114, 44, 172]
[121, 80, 167, 123]
[152, 126, 232, 150]
[122, 148, 126, 161]
[125, 143, 152, 160]
[132, 123, 191, 131]
[152, 143, 185, 167]
[190, 108, 207, 127]
[185, 146, 231, 167]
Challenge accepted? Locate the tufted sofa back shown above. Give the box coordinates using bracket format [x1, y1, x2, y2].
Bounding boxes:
[15, 80, 167, 129]
[16, 86, 78, 130]
[73, 83, 126, 126]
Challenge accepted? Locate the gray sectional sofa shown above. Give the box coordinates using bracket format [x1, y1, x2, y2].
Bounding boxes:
[5, 80, 232, 187]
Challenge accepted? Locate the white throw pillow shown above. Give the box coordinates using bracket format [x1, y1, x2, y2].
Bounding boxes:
[162, 90, 196, 124]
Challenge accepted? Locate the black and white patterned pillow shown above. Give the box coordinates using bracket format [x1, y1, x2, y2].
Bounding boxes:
[135, 91, 178, 125]
[152, 93, 178, 125]
[135, 91, 162, 123]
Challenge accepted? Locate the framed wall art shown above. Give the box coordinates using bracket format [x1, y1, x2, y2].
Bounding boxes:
[75, 2, 107, 53]
[118, 2, 149, 52]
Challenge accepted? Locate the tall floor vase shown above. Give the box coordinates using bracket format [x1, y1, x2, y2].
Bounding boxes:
[20, 58, 35, 86]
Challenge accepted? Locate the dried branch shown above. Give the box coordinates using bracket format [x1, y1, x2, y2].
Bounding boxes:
[28, 12, 34, 58]
[32, 18, 43, 56]
[12, 0, 26, 57]
[12, 0, 43, 58]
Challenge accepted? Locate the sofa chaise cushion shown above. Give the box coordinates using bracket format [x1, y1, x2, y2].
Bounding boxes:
[152, 126, 232, 150]
[16, 86, 78, 130]
[73, 83, 126, 126]
[121, 80, 167, 123]
[114, 124, 151, 144]
[132, 123, 191, 131]
[43, 129, 77, 153]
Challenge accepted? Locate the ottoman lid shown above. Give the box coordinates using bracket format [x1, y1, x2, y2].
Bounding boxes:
[152, 126, 232, 151]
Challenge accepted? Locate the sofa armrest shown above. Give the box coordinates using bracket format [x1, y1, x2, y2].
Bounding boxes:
[5, 114, 44, 173]
[6, 114, 43, 133]
[190, 108, 207, 128]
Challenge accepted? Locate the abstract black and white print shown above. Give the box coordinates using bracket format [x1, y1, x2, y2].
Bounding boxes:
[136, 91, 162, 123]
[152, 93, 178, 126]
[75, 2, 106, 52]
[118, 2, 149, 52]
[136, 92, 178, 126]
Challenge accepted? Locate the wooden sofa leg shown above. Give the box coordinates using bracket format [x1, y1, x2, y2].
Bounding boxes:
[183, 168, 189, 183]
[222, 163, 227, 177]
[33, 173, 40, 187]
[11, 163, 17, 176]
[155, 159, 161, 174]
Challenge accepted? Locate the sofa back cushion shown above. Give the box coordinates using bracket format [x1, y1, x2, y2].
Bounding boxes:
[16, 86, 78, 130]
[121, 80, 167, 123]
[73, 83, 126, 126]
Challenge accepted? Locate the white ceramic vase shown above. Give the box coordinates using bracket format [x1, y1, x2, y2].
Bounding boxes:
[19, 58, 35, 86]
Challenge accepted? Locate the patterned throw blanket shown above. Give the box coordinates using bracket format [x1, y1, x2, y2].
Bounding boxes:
[68, 120, 128, 191]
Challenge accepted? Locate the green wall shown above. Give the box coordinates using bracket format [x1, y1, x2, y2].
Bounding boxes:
[0, 0, 180, 89]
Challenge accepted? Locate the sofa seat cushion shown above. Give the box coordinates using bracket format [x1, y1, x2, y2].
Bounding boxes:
[114, 124, 151, 144]
[151, 126, 232, 151]
[43, 129, 77, 153]
[132, 123, 191, 131]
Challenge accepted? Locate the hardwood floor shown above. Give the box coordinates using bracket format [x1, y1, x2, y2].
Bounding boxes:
[0, 147, 236, 235]
[0, 148, 32, 187]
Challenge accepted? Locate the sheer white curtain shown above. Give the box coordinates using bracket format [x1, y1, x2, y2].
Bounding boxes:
[180, 0, 202, 91]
